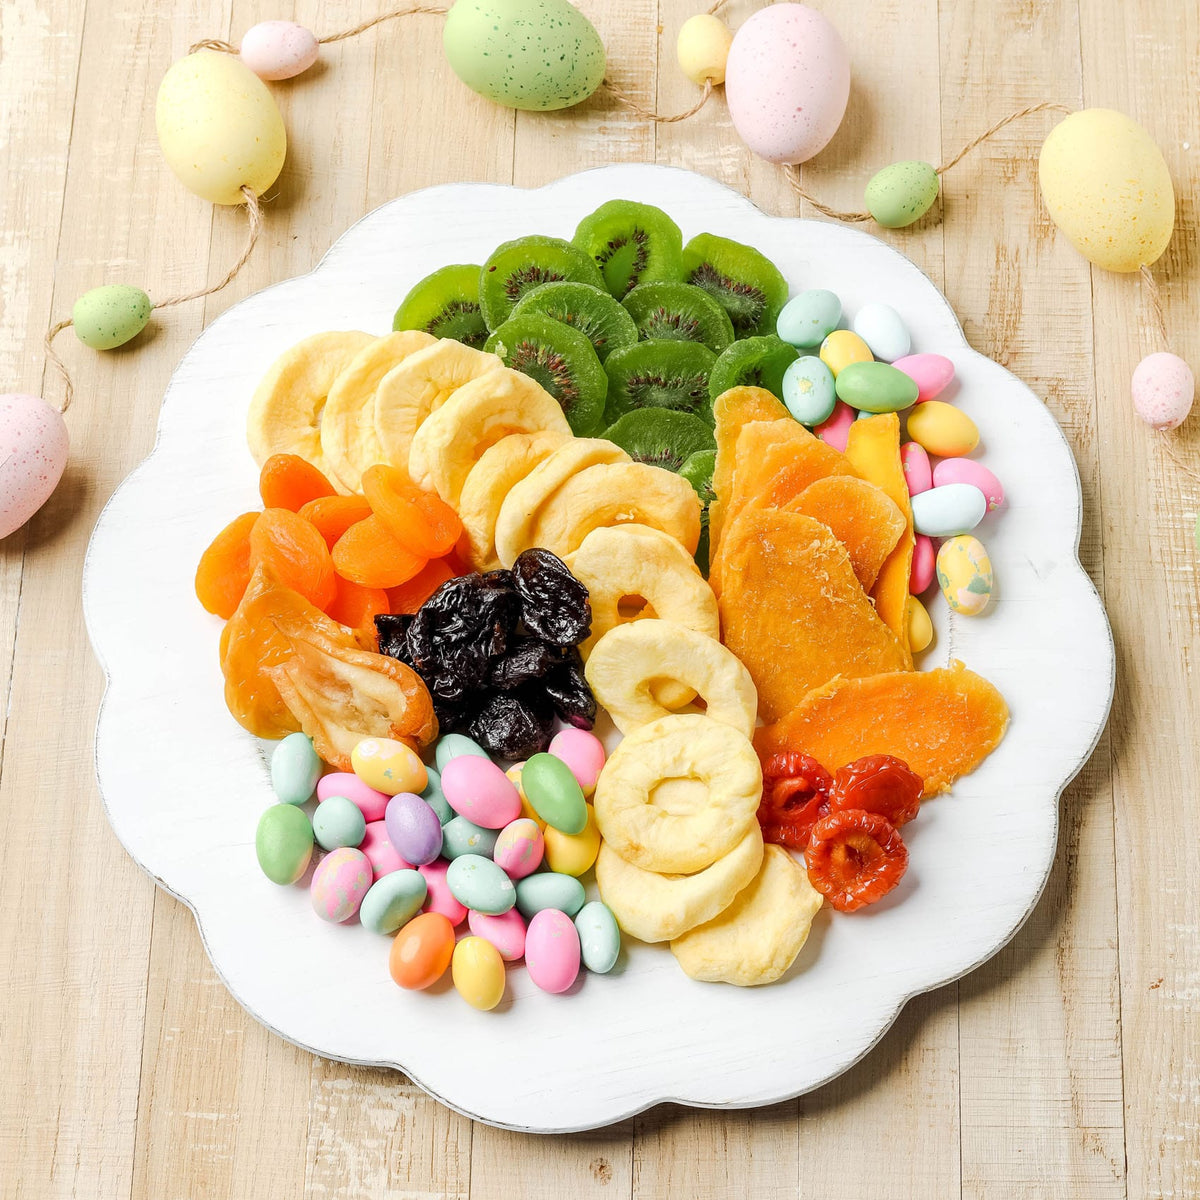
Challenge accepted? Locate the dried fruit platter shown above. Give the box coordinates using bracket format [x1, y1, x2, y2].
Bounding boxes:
[84, 165, 1113, 1132]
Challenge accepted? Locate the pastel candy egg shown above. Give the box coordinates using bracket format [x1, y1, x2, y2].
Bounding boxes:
[312, 795, 366, 851]
[351, 737, 427, 796]
[515, 871, 586, 919]
[782, 356, 836, 425]
[910, 534, 936, 594]
[446, 854, 516, 915]
[834, 361, 919, 413]
[419, 860, 468, 926]
[72, 285, 152, 351]
[912, 482, 987, 538]
[900, 441, 932, 496]
[270, 732, 322, 805]
[0, 394, 69, 539]
[676, 13, 734, 86]
[468, 908, 528, 962]
[933, 457, 1004, 511]
[1038, 109, 1174, 272]
[548, 728, 606, 797]
[851, 303, 911, 363]
[420, 765, 454, 825]
[814, 400, 855, 452]
[521, 752, 588, 835]
[525, 909, 581, 994]
[360, 821, 413, 879]
[435, 733, 489, 771]
[441, 754, 522, 828]
[776, 289, 842, 349]
[492, 818, 544, 880]
[725, 4, 850, 165]
[575, 900, 621, 974]
[937, 534, 994, 616]
[155, 50, 286, 205]
[906, 595, 934, 654]
[359, 869, 427, 935]
[318, 772, 388, 822]
[893, 352, 954, 402]
[1132, 351, 1194, 430]
[310, 847, 372, 923]
[452, 936, 507, 1011]
[543, 805, 601, 877]
[255, 803, 313, 885]
[819, 329, 873, 378]
[906, 400, 979, 457]
[389, 911, 455, 990]
[864, 161, 940, 229]
[239, 20, 319, 81]
[507, 763, 547, 830]
[384, 792, 443, 865]
[441, 814, 500, 860]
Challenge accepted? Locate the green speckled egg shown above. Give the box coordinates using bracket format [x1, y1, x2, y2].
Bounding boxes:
[443, 0, 606, 112]
[72, 284, 152, 350]
[864, 161, 940, 229]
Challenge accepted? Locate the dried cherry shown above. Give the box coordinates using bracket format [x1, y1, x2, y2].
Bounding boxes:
[828, 754, 923, 827]
[806, 809, 908, 912]
[511, 548, 591, 646]
[757, 751, 833, 851]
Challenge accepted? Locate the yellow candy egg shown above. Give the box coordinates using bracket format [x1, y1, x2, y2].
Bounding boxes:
[936, 535, 993, 616]
[451, 936, 506, 1011]
[155, 50, 287, 205]
[351, 737, 427, 796]
[507, 763, 547, 830]
[906, 400, 979, 457]
[677, 14, 734, 86]
[819, 330, 873, 378]
[906, 594, 934, 653]
[543, 804, 601, 877]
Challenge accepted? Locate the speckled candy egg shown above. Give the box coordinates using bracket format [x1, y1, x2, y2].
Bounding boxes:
[864, 161, 940, 229]
[0, 395, 69, 539]
[239, 20, 319, 81]
[937, 534, 994, 616]
[725, 4, 850, 165]
[72, 285, 152, 350]
[1131, 352, 1194, 431]
[310, 847, 372, 922]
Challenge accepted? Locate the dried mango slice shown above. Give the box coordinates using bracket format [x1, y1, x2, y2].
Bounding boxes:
[728, 419, 856, 516]
[754, 661, 1009, 797]
[717, 510, 908, 723]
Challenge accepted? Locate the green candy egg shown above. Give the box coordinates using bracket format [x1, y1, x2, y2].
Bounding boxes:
[864, 161, 940, 229]
[442, 814, 500, 860]
[255, 803, 314, 885]
[434, 732, 489, 772]
[782, 355, 836, 425]
[443, 0, 606, 112]
[312, 795, 367, 851]
[72, 284, 152, 350]
[446, 853, 516, 914]
[420, 765, 454, 825]
[360, 869, 428, 934]
[834, 360, 919, 413]
[515, 870, 586, 919]
[521, 752, 587, 834]
[575, 900, 620, 973]
[270, 731, 322, 805]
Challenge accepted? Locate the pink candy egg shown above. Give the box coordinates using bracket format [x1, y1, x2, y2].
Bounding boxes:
[893, 353, 954, 402]
[933, 457, 1004, 511]
[524, 909, 581, 994]
[317, 772, 389, 823]
[1132, 351, 1194, 431]
[441, 754, 521, 829]
[311, 847, 372, 923]
[815, 400, 855, 452]
[0, 394, 69, 539]
[492, 818, 544, 880]
[724, 4, 850, 165]
[548, 728, 606, 797]
[468, 908, 527, 962]
[419, 860, 468, 926]
[910, 534, 936, 594]
[360, 820, 413, 879]
[900, 441, 932, 496]
[239, 20, 319, 81]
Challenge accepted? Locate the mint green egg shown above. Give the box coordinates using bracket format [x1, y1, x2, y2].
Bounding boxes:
[72, 284, 152, 350]
[446, 853, 516, 914]
[864, 161, 940, 229]
[776, 289, 841, 349]
[270, 732, 322, 805]
[435, 733, 489, 772]
[443, 0, 606, 112]
[515, 871, 585, 918]
[255, 803, 313, 885]
[442, 814, 499, 860]
[521, 752, 587, 834]
[420, 765, 454, 825]
[782, 356, 836, 425]
[575, 900, 620, 973]
[834, 360, 919, 413]
[312, 795, 366, 851]
[360, 869, 428, 934]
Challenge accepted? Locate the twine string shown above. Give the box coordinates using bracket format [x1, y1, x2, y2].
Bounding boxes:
[602, 78, 713, 124]
[1140, 263, 1170, 353]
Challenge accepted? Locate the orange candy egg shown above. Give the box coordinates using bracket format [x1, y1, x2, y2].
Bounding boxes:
[389, 911, 455, 990]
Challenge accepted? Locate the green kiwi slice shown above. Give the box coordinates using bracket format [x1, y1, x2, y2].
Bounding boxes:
[621, 282, 735, 353]
[392, 264, 488, 349]
[510, 281, 638, 364]
[485, 312, 607, 436]
[572, 200, 685, 299]
[708, 334, 799, 401]
[603, 340, 716, 426]
[681, 233, 789, 338]
[679, 448, 716, 575]
[479, 236, 604, 331]
[603, 408, 716, 475]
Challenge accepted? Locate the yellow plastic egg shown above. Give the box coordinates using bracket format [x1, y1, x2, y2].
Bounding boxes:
[906, 400, 979, 457]
[936, 535, 993, 616]
[155, 50, 287, 205]
[677, 14, 734, 86]
[819, 330, 873, 378]
[451, 936, 506, 1011]
[1038, 108, 1174, 272]
[543, 804, 600, 877]
[906, 594, 933, 653]
[351, 737, 427, 796]
[506, 763, 547, 830]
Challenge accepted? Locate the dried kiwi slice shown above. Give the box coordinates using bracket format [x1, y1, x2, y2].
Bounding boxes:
[510, 281, 638, 364]
[622, 282, 735, 353]
[679, 448, 716, 575]
[604, 340, 716, 426]
[682, 233, 789, 338]
[485, 312, 607, 436]
[572, 199, 685, 299]
[392, 264, 488, 349]
[603, 407, 716, 475]
[708, 334, 799, 401]
[480, 235, 605, 330]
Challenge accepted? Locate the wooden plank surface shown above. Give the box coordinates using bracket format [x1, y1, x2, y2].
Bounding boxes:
[0, 0, 1196, 1196]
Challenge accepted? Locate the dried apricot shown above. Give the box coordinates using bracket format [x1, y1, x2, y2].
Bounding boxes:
[806, 809, 908, 912]
[259, 454, 336, 511]
[363, 464, 463, 558]
[333, 515, 427, 589]
[829, 755, 923, 827]
[299, 494, 373, 549]
[249, 507, 337, 610]
[386, 557, 457, 614]
[327, 576, 390, 638]
[195, 511, 259, 619]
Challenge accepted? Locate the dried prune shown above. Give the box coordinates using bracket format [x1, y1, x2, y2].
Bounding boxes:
[432, 695, 474, 734]
[469, 690, 555, 759]
[489, 637, 557, 690]
[543, 656, 597, 729]
[511, 549, 591, 646]
[375, 614, 415, 666]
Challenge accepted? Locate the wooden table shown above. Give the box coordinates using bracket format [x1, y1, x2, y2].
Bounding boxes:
[2, 1, 1195, 1195]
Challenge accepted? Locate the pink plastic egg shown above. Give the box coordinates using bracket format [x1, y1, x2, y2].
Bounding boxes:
[1132, 351, 1194, 431]
[548, 728, 606, 797]
[933, 457, 1004, 511]
[311, 847, 372, 923]
[900, 441, 932, 496]
[468, 908, 527, 962]
[318, 772, 389, 822]
[419, 860, 468, 926]
[0, 394, 68, 539]
[239, 20, 319, 81]
[441, 754, 521, 829]
[360, 820, 413, 879]
[524, 908, 581, 994]
[910, 534, 936, 594]
[815, 400, 855, 452]
[893, 353, 954, 402]
[492, 818, 544, 880]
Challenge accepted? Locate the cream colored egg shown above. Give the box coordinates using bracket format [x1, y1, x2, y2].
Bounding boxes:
[677, 14, 734, 86]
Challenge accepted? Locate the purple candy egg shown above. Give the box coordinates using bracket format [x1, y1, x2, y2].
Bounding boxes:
[385, 792, 444, 866]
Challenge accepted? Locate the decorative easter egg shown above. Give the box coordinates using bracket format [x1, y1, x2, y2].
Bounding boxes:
[515, 871, 586, 919]
[1038, 109, 1174, 272]
[543, 805, 601, 877]
[937, 534, 993, 616]
[525, 909, 581, 993]
[906, 595, 934, 654]
[435, 732, 489, 771]
[834, 361, 919, 413]
[906, 400, 979, 457]
[446, 853, 516, 915]
[814, 400, 855, 452]
[1131, 352, 1194, 430]
[521, 752, 588, 835]
[239, 20, 319, 81]
[359, 869, 427, 935]
[548, 728, 606, 797]
[255, 803, 313, 885]
[677, 13, 734, 86]
[310, 847, 372, 923]
[724, 4, 850, 165]
[900, 441, 932, 496]
[317, 772, 389, 822]
[492, 817, 544, 880]
[852, 302, 911, 363]
[893, 352, 954, 402]
[351, 736, 427, 796]
[270, 731, 322, 805]
[782, 356, 837, 425]
[911, 482, 987, 538]
[155, 50, 286, 205]
[864, 161, 940, 229]
[389, 911, 455, 989]
[441, 754, 522, 828]
[442, 0, 606, 112]
[441, 814, 500, 860]
[360, 820, 412, 879]
[468, 908, 528, 961]
[0, 395, 69, 539]
[420, 765, 454, 825]
[574, 900, 620, 974]
[910, 534, 936, 594]
[933, 457, 1004, 510]
[819, 329, 872, 378]
[452, 936, 507, 1010]
[776, 289, 841, 349]
[312, 794, 367, 851]
[72, 285, 152, 350]
[418, 860, 469, 925]
[384, 792, 443, 865]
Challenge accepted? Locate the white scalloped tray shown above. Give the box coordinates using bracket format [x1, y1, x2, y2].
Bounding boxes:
[83, 165, 1114, 1132]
